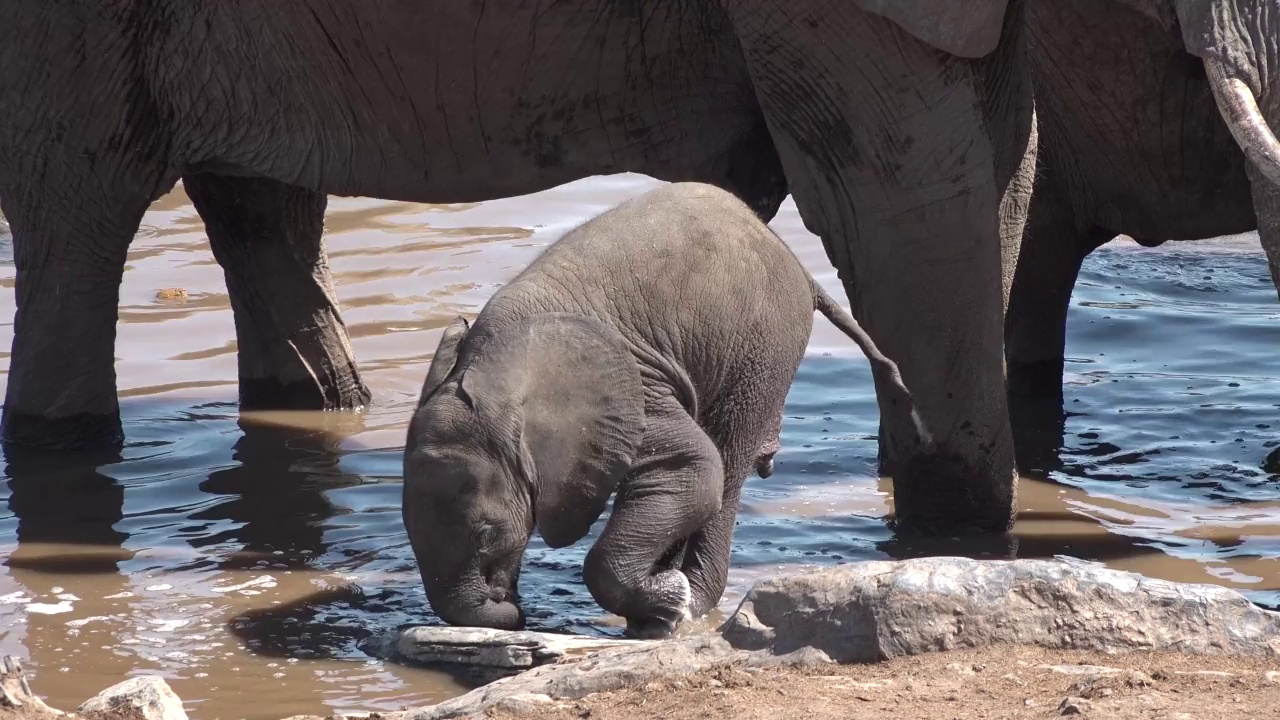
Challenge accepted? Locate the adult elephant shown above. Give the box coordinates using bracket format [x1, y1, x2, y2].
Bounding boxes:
[1007, 0, 1280, 415]
[0, 2, 1034, 535]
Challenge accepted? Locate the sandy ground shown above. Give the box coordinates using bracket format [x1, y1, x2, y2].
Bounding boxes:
[488, 645, 1280, 720]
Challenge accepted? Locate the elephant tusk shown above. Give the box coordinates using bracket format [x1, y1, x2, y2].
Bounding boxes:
[1205, 56, 1280, 187]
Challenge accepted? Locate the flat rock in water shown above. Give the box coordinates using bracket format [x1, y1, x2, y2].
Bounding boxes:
[395, 636, 747, 720]
[78, 677, 187, 720]
[719, 556, 1280, 661]
[368, 627, 646, 671]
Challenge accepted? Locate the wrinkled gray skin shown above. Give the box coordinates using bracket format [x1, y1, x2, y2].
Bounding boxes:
[0, 1, 1032, 535]
[403, 183, 929, 637]
[1007, 0, 1280, 422]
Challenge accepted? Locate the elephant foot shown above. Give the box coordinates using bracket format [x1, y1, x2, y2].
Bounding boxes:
[0, 409, 124, 452]
[184, 173, 369, 414]
[1007, 358, 1066, 401]
[622, 569, 691, 640]
[890, 449, 1017, 536]
[239, 373, 371, 412]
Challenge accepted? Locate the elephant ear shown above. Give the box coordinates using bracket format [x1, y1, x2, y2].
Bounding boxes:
[853, 0, 1009, 58]
[460, 313, 645, 549]
[1176, 0, 1257, 83]
[418, 316, 471, 405]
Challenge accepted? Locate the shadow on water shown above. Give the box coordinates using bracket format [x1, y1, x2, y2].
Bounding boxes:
[1009, 391, 1073, 478]
[191, 414, 410, 661]
[229, 585, 499, 691]
[188, 415, 365, 572]
[875, 512, 1169, 565]
[4, 447, 134, 574]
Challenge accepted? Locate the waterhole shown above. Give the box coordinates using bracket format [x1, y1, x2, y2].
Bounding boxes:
[0, 175, 1277, 719]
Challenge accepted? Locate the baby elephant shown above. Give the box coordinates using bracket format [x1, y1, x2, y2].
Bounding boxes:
[403, 182, 927, 637]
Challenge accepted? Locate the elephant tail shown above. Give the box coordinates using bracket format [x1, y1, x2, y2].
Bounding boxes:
[810, 277, 933, 450]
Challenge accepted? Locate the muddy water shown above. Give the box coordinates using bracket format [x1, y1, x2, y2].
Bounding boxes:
[0, 174, 1277, 719]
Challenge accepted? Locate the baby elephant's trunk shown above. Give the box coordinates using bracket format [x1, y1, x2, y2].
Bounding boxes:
[810, 278, 933, 450]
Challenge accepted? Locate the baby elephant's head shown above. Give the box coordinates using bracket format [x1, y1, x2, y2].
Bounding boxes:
[405, 395, 532, 629]
[403, 313, 644, 630]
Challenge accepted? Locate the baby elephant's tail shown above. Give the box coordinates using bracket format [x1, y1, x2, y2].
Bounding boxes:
[810, 278, 933, 450]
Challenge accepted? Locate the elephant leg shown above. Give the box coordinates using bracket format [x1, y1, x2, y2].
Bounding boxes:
[0, 181, 153, 450]
[678, 374, 793, 618]
[731, 5, 1031, 534]
[1005, 182, 1110, 402]
[1250, 166, 1280, 471]
[676, 477, 746, 620]
[1249, 167, 1280, 300]
[583, 396, 723, 639]
[184, 174, 369, 411]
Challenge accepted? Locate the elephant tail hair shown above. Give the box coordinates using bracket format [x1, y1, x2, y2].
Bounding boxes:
[810, 278, 934, 451]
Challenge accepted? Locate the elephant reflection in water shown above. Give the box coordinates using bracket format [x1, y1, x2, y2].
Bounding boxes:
[198, 416, 407, 661]
[3, 417, 383, 677]
[2, 450, 137, 699]
[190, 417, 366, 571]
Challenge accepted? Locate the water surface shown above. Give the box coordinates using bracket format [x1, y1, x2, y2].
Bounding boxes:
[0, 176, 1277, 719]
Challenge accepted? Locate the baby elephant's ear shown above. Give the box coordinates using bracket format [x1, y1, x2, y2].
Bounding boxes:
[462, 313, 645, 548]
[418, 316, 470, 404]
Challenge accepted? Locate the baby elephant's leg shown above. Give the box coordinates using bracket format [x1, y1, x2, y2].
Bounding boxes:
[583, 396, 723, 639]
[679, 471, 749, 619]
[684, 398, 790, 617]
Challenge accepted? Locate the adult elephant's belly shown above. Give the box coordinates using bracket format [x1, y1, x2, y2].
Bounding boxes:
[1030, 1, 1258, 241]
[157, 1, 779, 208]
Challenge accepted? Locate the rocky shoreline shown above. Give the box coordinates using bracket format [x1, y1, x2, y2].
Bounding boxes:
[4, 557, 1279, 720]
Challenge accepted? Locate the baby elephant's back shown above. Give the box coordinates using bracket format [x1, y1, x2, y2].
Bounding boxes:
[543, 183, 816, 389]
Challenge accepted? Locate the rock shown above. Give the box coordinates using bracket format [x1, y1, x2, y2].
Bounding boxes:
[279, 715, 378, 720]
[1173, 670, 1235, 679]
[1040, 665, 1124, 676]
[719, 557, 1280, 662]
[1058, 696, 1093, 715]
[78, 677, 187, 720]
[396, 635, 746, 720]
[0, 656, 61, 719]
[366, 626, 645, 671]
[487, 693, 561, 716]
[1265, 670, 1280, 684]
[742, 646, 833, 670]
[154, 288, 188, 303]
[1067, 671, 1152, 699]
[366, 558, 1280, 719]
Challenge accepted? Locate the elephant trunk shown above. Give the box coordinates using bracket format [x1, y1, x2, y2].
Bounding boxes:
[1205, 56, 1280, 186]
[425, 566, 525, 630]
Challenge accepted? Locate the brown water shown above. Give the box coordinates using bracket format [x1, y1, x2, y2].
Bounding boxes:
[0, 175, 1277, 719]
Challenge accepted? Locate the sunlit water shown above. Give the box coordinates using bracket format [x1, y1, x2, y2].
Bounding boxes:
[0, 175, 1277, 719]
